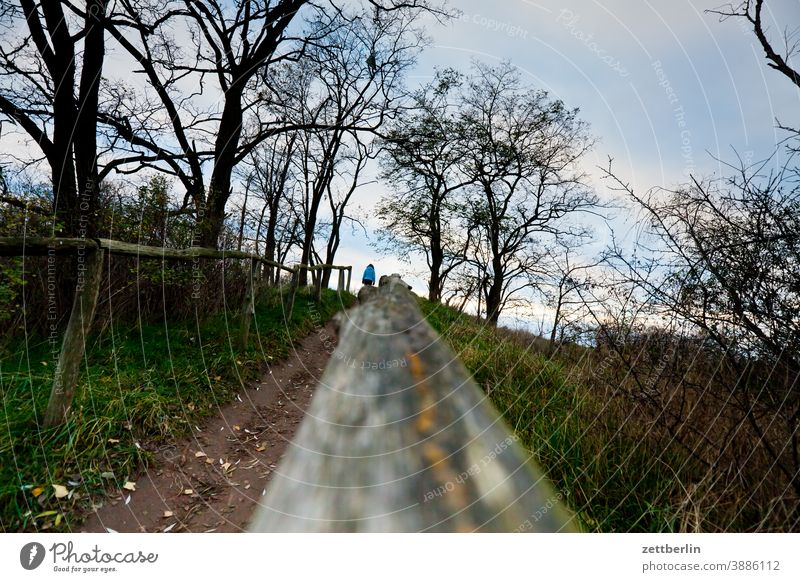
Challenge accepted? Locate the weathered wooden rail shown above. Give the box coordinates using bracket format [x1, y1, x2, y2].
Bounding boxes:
[0, 236, 351, 426]
[249, 274, 574, 532]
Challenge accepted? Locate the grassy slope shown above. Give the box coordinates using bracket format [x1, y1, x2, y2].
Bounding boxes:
[421, 298, 701, 532]
[0, 287, 354, 532]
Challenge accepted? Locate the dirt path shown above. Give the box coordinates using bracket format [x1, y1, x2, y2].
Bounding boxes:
[80, 323, 335, 533]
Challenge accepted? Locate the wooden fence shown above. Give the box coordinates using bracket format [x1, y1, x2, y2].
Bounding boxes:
[0, 236, 351, 427]
[248, 274, 574, 532]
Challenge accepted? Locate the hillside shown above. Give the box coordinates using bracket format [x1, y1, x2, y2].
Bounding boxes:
[420, 298, 712, 532]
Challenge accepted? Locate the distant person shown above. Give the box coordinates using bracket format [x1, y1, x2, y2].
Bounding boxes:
[362, 263, 376, 286]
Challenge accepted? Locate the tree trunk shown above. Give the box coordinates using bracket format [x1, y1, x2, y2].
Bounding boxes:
[321, 224, 341, 288]
[299, 133, 343, 285]
[428, 244, 443, 302]
[299, 189, 325, 285]
[548, 294, 564, 355]
[485, 257, 504, 326]
[72, 0, 107, 240]
[485, 286, 503, 326]
[427, 204, 444, 301]
[200, 84, 245, 248]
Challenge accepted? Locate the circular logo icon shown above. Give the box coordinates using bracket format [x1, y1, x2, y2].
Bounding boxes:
[20, 542, 46, 570]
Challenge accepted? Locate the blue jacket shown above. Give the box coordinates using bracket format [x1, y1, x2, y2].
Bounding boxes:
[363, 265, 376, 283]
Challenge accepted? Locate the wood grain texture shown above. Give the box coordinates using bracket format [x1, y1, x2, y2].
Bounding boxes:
[249, 274, 574, 532]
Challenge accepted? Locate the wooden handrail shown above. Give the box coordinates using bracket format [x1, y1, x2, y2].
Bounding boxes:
[0, 237, 351, 275]
[0, 237, 98, 255]
[249, 274, 574, 532]
[0, 236, 352, 426]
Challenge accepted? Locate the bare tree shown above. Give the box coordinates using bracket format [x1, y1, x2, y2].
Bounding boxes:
[376, 68, 472, 301]
[0, 0, 109, 237]
[240, 132, 298, 282]
[459, 61, 597, 325]
[710, 0, 800, 89]
[539, 236, 599, 352]
[265, 5, 423, 284]
[90, 0, 441, 249]
[320, 136, 373, 287]
[598, 154, 800, 497]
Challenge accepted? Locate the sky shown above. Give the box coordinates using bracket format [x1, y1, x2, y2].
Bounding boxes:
[2, 0, 799, 329]
[333, 0, 800, 327]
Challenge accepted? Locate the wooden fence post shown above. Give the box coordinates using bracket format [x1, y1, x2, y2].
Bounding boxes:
[346, 266, 352, 294]
[238, 257, 257, 352]
[43, 245, 104, 427]
[337, 268, 345, 293]
[249, 273, 574, 532]
[286, 265, 300, 320]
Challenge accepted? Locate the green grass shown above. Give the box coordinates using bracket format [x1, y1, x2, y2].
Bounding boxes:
[0, 287, 354, 532]
[420, 298, 703, 532]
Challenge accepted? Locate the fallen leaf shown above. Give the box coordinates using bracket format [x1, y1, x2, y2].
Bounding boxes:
[163, 511, 173, 518]
[53, 484, 68, 499]
[233, 425, 241, 431]
[106, 527, 118, 533]
[123, 481, 136, 491]
[100, 471, 115, 479]
[205, 458, 213, 465]
[255, 444, 266, 452]
[107, 438, 120, 444]
[221, 462, 231, 472]
[125, 495, 131, 505]
[163, 523, 176, 533]
[35, 510, 59, 519]
[194, 451, 207, 458]
[55, 513, 62, 527]
[183, 489, 193, 495]
[31, 486, 44, 497]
